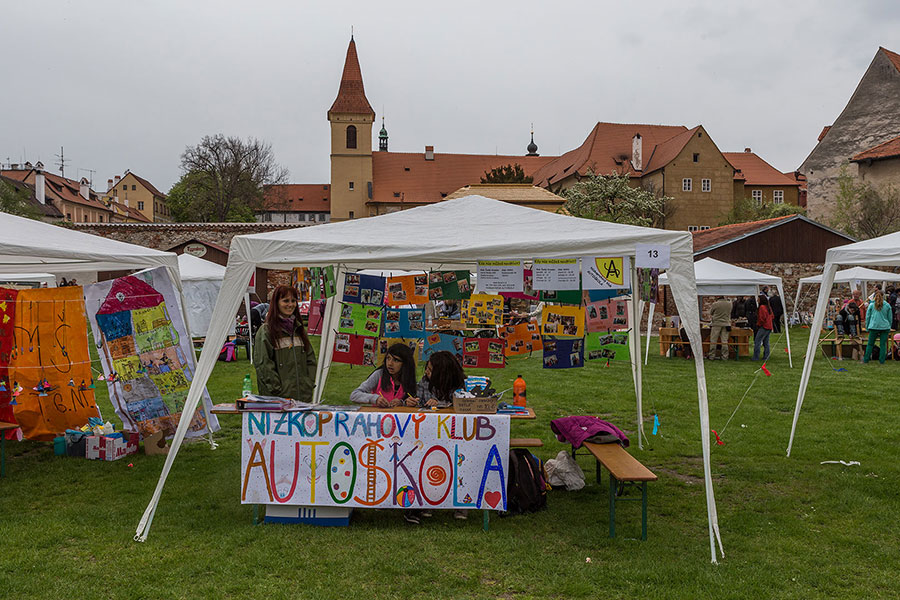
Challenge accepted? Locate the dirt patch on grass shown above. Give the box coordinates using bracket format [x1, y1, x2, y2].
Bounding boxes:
[655, 467, 704, 485]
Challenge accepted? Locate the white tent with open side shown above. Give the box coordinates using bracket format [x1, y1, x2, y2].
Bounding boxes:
[788, 232, 900, 456]
[792, 266, 900, 321]
[651, 257, 791, 366]
[134, 196, 724, 562]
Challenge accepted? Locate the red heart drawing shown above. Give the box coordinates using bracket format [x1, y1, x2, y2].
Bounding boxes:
[484, 491, 502, 508]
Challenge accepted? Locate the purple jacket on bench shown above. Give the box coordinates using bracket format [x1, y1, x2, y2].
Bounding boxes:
[550, 415, 629, 449]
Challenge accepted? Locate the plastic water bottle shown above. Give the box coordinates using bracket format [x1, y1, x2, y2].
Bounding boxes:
[242, 374, 253, 398]
[513, 375, 526, 407]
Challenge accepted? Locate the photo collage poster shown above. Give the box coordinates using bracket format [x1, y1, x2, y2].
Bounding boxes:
[540, 288, 583, 305]
[541, 305, 586, 338]
[85, 268, 217, 439]
[584, 298, 629, 332]
[338, 303, 383, 337]
[342, 273, 386, 306]
[382, 307, 426, 338]
[637, 268, 659, 303]
[585, 331, 630, 362]
[461, 294, 504, 327]
[332, 333, 372, 366]
[386, 274, 429, 306]
[500, 322, 543, 356]
[421, 332, 463, 362]
[428, 270, 472, 301]
[542, 337, 584, 369]
[461, 337, 506, 369]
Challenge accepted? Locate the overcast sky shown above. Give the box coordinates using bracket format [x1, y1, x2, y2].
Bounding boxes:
[2, 1, 899, 192]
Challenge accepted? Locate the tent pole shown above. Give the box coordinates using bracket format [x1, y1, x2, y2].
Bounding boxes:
[244, 292, 253, 364]
[776, 283, 792, 368]
[644, 300, 655, 366]
[630, 264, 645, 449]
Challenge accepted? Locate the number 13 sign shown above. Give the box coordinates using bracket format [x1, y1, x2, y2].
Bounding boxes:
[634, 243, 671, 269]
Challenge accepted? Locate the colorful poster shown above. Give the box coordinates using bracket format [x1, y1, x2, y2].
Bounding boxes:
[338, 303, 383, 337]
[540, 288, 583, 305]
[386, 274, 429, 306]
[533, 258, 580, 291]
[241, 410, 510, 510]
[542, 337, 584, 369]
[421, 332, 464, 362]
[343, 273, 386, 306]
[382, 308, 426, 338]
[3, 286, 99, 441]
[477, 261, 524, 293]
[541, 305, 585, 338]
[499, 322, 543, 356]
[374, 337, 419, 366]
[461, 337, 506, 369]
[428, 271, 472, 301]
[332, 333, 372, 366]
[586, 332, 630, 361]
[637, 268, 659, 303]
[86, 269, 217, 439]
[322, 266, 337, 299]
[500, 269, 539, 301]
[461, 294, 504, 327]
[292, 267, 336, 301]
[584, 297, 629, 332]
[583, 257, 631, 290]
[305, 300, 326, 335]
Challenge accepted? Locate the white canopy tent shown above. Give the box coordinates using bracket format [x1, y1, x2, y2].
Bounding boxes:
[788, 233, 900, 456]
[0, 273, 56, 287]
[792, 266, 900, 320]
[650, 258, 792, 367]
[174, 253, 243, 341]
[134, 196, 724, 562]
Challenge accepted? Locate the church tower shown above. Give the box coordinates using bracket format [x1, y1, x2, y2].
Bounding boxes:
[328, 36, 375, 220]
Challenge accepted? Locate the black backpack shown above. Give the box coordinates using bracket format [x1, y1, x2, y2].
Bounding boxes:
[503, 448, 547, 515]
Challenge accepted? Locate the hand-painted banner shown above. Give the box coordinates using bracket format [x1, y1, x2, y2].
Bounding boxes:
[476, 260, 524, 293]
[533, 258, 580, 291]
[499, 322, 543, 356]
[241, 410, 510, 510]
[428, 271, 472, 301]
[584, 297, 629, 332]
[85, 268, 217, 439]
[462, 337, 506, 369]
[542, 336, 584, 369]
[421, 332, 463, 362]
[343, 273, 386, 306]
[386, 274, 429, 306]
[461, 294, 504, 327]
[383, 307, 426, 338]
[4, 286, 99, 441]
[586, 332, 630, 361]
[0, 288, 18, 438]
[541, 305, 585, 338]
[583, 256, 631, 290]
[338, 302, 383, 337]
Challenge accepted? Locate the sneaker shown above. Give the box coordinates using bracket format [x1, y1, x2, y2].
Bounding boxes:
[403, 511, 421, 525]
[454, 510, 468, 520]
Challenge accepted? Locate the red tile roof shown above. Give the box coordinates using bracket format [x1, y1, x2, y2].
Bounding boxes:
[643, 126, 700, 174]
[371, 152, 556, 204]
[1, 169, 111, 213]
[851, 132, 900, 162]
[783, 170, 807, 190]
[881, 46, 900, 73]
[130, 172, 166, 198]
[328, 38, 374, 116]
[692, 215, 794, 252]
[263, 184, 331, 211]
[817, 125, 831, 142]
[723, 152, 800, 187]
[531, 122, 689, 186]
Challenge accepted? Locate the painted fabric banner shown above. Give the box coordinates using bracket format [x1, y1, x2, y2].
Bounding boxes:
[428, 271, 472, 301]
[542, 337, 584, 369]
[383, 308, 426, 338]
[586, 332, 630, 361]
[85, 268, 218, 439]
[386, 274, 429, 306]
[500, 322, 543, 356]
[342, 273, 386, 306]
[241, 410, 510, 510]
[4, 286, 99, 441]
[338, 303, 383, 337]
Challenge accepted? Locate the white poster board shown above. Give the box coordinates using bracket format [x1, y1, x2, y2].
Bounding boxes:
[533, 258, 580, 290]
[583, 256, 631, 290]
[241, 410, 510, 510]
[476, 260, 524, 293]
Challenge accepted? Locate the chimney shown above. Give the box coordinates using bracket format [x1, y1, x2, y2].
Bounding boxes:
[425, 145, 434, 161]
[114, 175, 121, 187]
[107, 178, 113, 191]
[631, 134, 643, 171]
[34, 164, 46, 205]
[80, 177, 90, 200]
[744, 147, 752, 153]
[24, 161, 33, 170]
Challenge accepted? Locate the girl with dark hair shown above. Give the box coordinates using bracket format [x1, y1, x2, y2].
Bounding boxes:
[416, 351, 465, 408]
[350, 343, 417, 408]
[253, 285, 316, 401]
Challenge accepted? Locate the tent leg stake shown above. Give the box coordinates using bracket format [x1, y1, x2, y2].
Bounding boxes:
[482, 509, 489, 532]
[608, 471, 616, 538]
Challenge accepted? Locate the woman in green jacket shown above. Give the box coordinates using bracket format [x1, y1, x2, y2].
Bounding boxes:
[253, 285, 316, 400]
[864, 290, 893, 365]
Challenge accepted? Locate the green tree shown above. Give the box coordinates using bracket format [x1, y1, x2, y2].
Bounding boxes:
[480, 163, 533, 184]
[560, 171, 671, 227]
[719, 196, 805, 226]
[168, 134, 288, 222]
[0, 177, 42, 220]
[831, 168, 900, 239]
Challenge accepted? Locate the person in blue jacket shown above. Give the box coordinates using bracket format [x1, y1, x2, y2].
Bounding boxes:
[864, 290, 893, 364]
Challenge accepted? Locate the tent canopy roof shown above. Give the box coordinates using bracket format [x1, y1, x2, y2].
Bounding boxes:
[826, 231, 900, 267]
[0, 212, 178, 274]
[177, 253, 226, 281]
[659, 257, 781, 296]
[798, 265, 900, 285]
[230, 196, 694, 269]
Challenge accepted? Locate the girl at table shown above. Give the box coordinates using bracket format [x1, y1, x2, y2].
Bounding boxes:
[350, 343, 418, 407]
[413, 350, 465, 408]
[253, 285, 316, 401]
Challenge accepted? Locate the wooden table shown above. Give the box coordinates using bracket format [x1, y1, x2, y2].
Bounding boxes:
[0, 422, 19, 477]
[212, 403, 535, 420]
[659, 326, 752, 358]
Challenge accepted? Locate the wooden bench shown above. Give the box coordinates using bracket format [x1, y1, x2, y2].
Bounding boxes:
[0, 422, 19, 477]
[509, 438, 543, 448]
[580, 441, 657, 540]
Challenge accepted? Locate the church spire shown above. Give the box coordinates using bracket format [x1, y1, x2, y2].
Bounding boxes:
[526, 124, 539, 156]
[328, 37, 375, 118]
[379, 116, 389, 152]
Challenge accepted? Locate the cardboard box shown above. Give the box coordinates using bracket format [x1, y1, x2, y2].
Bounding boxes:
[85, 433, 139, 461]
[452, 395, 499, 414]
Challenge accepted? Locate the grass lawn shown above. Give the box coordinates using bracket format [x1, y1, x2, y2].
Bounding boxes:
[1, 327, 898, 599]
